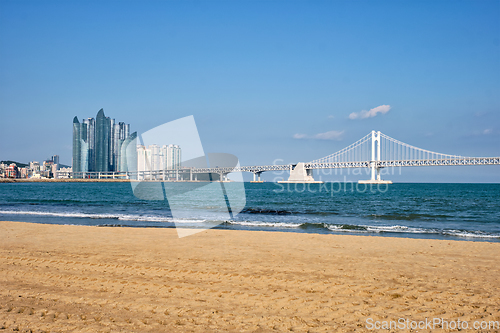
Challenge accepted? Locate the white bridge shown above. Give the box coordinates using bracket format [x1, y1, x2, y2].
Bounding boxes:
[61, 131, 500, 183]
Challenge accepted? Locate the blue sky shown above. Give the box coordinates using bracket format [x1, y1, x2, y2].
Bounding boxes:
[0, 0, 499, 182]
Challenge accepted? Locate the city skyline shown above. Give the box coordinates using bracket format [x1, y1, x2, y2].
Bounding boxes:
[73, 109, 131, 173]
[0, 1, 499, 182]
[0, 155, 65, 179]
[72, 109, 184, 179]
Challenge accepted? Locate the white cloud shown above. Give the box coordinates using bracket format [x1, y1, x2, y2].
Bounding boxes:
[468, 128, 496, 137]
[293, 133, 308, 139]
[327, 115, 335, 119]
[293, 130, 344, 141]
[314, 130, 344, 140]
[349, 105, 391, 120]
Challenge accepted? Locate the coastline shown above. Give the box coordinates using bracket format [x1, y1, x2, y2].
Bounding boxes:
[1, 221, 499, 332]
[0, 178, 131, 183]
[1, 182, 499, 242]
[2, 178, 499, 184]
[0, 179, 222, 183]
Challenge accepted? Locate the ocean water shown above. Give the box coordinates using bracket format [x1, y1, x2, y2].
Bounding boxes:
[0, 182, 499, 242]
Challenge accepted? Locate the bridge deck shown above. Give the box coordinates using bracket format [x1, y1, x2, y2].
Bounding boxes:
[57, 157, 500, 179]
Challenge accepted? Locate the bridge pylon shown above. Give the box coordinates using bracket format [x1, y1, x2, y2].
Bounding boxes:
[250, 171, 264, 183]
[359, 130, 392, 184]
[277, 162, 324, 183]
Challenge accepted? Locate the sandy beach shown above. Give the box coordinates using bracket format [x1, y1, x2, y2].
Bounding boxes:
[0, 221, 499, 332]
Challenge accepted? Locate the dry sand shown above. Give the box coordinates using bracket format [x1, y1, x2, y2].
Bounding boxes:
[0, 221, 499, 332]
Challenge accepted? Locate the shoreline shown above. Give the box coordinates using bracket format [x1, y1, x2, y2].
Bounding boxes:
[1, 218, 499, 243]
[0, 178, 131, 183]
[1, 221, 499, 332]
[1, 178, 499, 184]
[0, 178, 227, 183]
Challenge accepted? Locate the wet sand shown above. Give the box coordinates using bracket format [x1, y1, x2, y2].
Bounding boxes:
[0, 221, 499, 332]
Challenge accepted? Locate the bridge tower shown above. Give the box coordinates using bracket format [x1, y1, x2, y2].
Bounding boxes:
[359, 130, 392, 184]
[277, 162, 324, 183]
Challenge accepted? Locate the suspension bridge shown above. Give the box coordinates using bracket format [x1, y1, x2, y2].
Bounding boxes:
[60, 130, 500, 183]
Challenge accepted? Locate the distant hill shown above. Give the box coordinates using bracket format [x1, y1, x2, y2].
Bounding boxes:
[1, 160, 28, 168]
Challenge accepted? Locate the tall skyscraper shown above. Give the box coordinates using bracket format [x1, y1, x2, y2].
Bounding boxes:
[72, 117, 87, 173]
[111, 121, 129, 172]
[83, 118, 95, 172]
[95, 109, 110, 172]
[72, 109, 132, 175]
[119, 132, 137, 172]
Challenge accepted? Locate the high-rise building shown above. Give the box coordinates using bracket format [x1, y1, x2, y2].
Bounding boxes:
[119, 132, 137, 172]
[111, 121, 130, 172]
[163, 144, 182, 170]
[136, 144, 182, 179]
[95, 109, 110, 172]
[72, 116, 87, 173]
[83, 118, 95, 172]
[72, 109, 132, 175]
[137, 145, 149, 175]
[110, 120, 118, 171]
